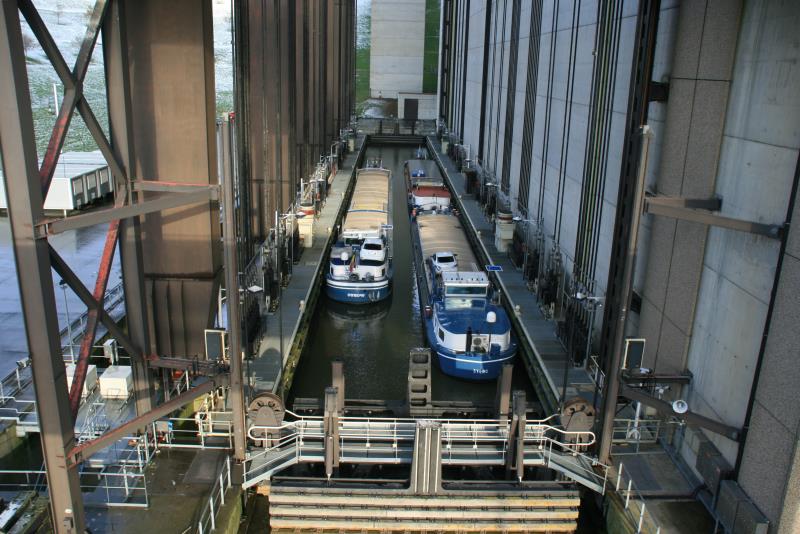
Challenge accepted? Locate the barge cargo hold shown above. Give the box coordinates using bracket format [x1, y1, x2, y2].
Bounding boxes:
[326, 163, 393, 304]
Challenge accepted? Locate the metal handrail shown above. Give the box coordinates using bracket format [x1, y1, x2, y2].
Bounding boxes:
[59, 282, 125, 343]
[244, 414, 606, 490]
[0, 468, 148, 508]
[612, 418, 662, 445]
[610, 462, 662, 534]
[196, 456, 232, 534]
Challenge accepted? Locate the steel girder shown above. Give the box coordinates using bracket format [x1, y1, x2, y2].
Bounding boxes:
[0, 3, 85, 531]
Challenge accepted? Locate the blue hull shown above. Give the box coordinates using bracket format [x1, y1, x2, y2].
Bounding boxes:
[424, 318, 515, 381]
[325, 278, 392, 304]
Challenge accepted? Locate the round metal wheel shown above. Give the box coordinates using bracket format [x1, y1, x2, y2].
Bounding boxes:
[561, 397, 596, 442]
[247, 392, 285, 445]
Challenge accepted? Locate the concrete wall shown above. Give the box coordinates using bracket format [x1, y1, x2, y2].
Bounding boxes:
[634, 0, 800, 528]
[370, 0, 425, 98]
[447, 1, 670, 296]
[634, 0, 800, 494]
[461, 1, 485, 151]
[718, 1, 800, 530]
[442, 0, 800, 529]
[398, 93, 437, 120]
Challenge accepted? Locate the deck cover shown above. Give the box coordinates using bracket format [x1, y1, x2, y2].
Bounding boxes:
[343, 168, 390, 233]
[416, 213, 480, 271]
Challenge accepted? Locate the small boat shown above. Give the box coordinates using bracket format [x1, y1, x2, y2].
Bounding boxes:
[403, 159, 451, 212]
[410, 206, 516, 380]
[325, 160, 393, 304]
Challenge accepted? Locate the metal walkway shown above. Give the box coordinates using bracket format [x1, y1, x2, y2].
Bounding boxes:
[242, 412, 608, 494]
[248, 136, 367, 394]
[426, 138, 596, 413]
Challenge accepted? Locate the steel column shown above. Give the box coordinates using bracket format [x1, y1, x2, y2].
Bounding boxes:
[112, 0, 221, 359]
[332, 360, 345, 413]
[221, 116, 247, 463]
[477, 0, 493, 160]
[0, 3, 84, 531]
[495, 363, 513, 421]
[103, 0, 153, 414]
[598, 127, 653, 463]
[324, 386, 341, 477]
[598, 0, 661, 464]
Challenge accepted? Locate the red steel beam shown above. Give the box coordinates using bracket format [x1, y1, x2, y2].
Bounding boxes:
[68, 220, 119, 418]
[40, 88, 79, 194]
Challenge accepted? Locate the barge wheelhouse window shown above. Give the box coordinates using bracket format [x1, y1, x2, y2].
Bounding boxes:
[445, 285, 488, 297]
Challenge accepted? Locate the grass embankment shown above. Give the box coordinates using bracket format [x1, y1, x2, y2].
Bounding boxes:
[422, 0, 440, 94]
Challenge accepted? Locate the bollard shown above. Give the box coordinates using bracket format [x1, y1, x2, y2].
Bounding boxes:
[513, 391, 527, 481]
[495, 364, 513, 421]
[331, 361, 345, 413]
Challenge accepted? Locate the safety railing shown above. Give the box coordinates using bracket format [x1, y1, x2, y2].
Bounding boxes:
[243, 413, 605, 490]
[0, 467, 148, 508]
[0, 362, 33, 402]
[153, 415, 234, 450]
[195, 456, 233, 534]
[588, 354, 606, 390]
[0, 395, 38, 426]
[612, 418, 663, 446]
[168, 371, 192, 398]
[76, 400, 111, 443]
[356, 118, 438, 136]
[609, 462, 662, 534]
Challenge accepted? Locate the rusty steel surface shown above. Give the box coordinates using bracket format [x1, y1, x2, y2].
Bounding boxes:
[68, 220, 120, 418]
[244, 0, 355, 237]
[48, 245, 140, 359]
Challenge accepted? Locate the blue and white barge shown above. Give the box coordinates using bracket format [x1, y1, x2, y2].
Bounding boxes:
[411, 209, 516, 380]
[326, 162, 393, 304]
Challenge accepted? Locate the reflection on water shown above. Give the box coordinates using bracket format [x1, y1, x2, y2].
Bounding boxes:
[292, 146, 423, 401]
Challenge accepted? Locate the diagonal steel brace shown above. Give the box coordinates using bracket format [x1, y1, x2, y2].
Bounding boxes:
[18, 0, 124, 193]
[48, 245, 141, 362]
